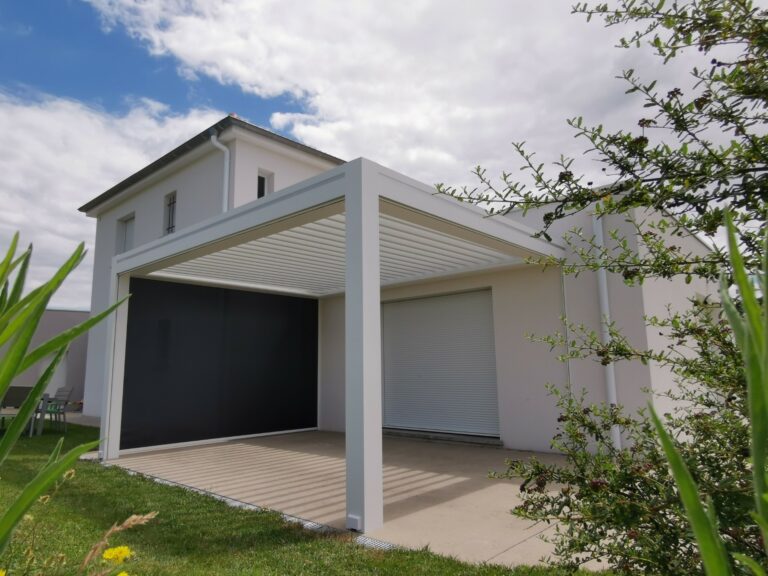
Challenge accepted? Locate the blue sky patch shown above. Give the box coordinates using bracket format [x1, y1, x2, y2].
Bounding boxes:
[0, 0, 301, 127]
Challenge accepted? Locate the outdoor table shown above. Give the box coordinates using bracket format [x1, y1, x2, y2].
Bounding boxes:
[1, 393, 51, 437]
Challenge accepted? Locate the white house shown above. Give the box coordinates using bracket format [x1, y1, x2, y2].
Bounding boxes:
[80, 114, 708, 533]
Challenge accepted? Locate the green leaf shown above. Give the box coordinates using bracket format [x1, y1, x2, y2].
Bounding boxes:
[720, 276, 745, 351]
[0, 282, 51, 354]
[0, 283, 49, 337]
[0, 346, 68, 468]
[742, 326, 768, 546]
[0, 232, 19, 294]
[0, 242, 90, 420]
[6, 246, 31, 309]
[0, 438, 100, 554]
[0, 292, 49, 404]
[725, 213, 763, 357]
[751, 511, 768, 538]
[723, 216, 768, 548]
[650, 405, 732, 575]
[0, 243, 84, 350]
[18, 296, 129, 375]
[44, 435, 64, 468]
[732, 554, 766, 576]
[0, 247, 29, 316]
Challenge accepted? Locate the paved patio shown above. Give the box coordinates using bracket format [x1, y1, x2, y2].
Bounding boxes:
[111, 431, 561, 566]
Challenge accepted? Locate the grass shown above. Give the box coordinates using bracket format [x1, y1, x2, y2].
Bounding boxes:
[0, 425, 589, 575]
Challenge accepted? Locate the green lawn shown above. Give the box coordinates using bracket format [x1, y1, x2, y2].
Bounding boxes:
[0, 425, 584, 575]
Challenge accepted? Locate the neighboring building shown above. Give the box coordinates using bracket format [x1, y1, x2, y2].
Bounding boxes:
[14, 308, 89, 405]
[79, 114, 710, 533]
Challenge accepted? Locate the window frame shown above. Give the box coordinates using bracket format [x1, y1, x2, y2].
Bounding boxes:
[116, 213, 136, 254]
[257, 169, 274, 199]
[164, 191, 177, 235]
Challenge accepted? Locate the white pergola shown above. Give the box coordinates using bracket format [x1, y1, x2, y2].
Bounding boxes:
[99, 158, 563, 532]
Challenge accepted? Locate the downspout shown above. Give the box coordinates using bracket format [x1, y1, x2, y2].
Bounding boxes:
[209, 130, 230, 213]
[592, 213, 622, 450]
[560, 268, 573, 390]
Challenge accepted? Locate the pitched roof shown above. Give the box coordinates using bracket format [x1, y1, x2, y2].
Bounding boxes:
[78, 115, 345, 213]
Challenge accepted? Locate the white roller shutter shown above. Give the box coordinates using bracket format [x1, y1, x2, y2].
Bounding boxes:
[382, 290, 500, 437]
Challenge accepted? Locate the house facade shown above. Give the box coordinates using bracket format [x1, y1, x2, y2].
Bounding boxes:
[80, 115, 708, 533]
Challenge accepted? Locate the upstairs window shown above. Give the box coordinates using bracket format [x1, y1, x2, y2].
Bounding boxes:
[257, 175, 266, 199]
[257, 170, 274, 199]
[164, 191, 176, 235]
[117, 214, 135, 254]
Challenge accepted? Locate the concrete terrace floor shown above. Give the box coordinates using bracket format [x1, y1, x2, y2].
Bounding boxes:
[110, 431, 562, 566]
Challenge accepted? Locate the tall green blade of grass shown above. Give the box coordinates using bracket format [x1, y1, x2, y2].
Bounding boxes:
[0, 233, 19, 293]
[0, 243, 84, 354]
[17, 297, 127, 375]
[650, 408, 733, 575]
[723, 215, 768, 552]
[654, 214, 768, 573]
[0, 234, 124, 557]
[0, 438, 100, 553]
[0, 346, 68, 468]
[6, 246, 30, 309]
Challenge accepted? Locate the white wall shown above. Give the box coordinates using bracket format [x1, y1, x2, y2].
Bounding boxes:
[507, 208, 655, 410]
[230, 139, 337, 208]
[636, 209, 714, 416]
[506, 206, 711, 420]
[319, 266, 581, 452]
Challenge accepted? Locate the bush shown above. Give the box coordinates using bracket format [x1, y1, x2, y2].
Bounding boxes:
[497, 300, 760, 574]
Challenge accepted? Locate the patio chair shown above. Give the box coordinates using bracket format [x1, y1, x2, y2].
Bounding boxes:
[44, 386, 72, 432]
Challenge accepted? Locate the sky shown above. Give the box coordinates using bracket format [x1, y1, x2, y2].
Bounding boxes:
[0, 0, 702, 309]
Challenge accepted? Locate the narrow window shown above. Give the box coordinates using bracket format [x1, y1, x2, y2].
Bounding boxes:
[257, 169, 274, 199]
[117, 214, 135, 254]
[257, 176, 266, 199]
[164, 191, 176, 235]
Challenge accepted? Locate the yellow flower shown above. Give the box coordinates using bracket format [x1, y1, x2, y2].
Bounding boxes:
[0, 568, 6, 576]
[102, 545, 133, 564]
[116, 572, 129, 576]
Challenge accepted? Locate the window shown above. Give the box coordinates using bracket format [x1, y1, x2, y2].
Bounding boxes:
[117, 214, 135, 254]
[164, 191, 176, 235]
[257, 169, 274, 199]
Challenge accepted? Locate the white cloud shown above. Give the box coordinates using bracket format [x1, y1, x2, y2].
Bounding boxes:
[86, 0, 693, 186]
[2, 1, 714, 309]
[0, 92, 222, 308]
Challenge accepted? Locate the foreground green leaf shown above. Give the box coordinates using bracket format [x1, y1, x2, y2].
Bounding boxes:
[0, 438, 100, 553]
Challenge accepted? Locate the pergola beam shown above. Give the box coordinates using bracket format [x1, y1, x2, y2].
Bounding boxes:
[344, 160, 384, 532]
[100, 273, 131, 460]
[112, 169, 348, 276]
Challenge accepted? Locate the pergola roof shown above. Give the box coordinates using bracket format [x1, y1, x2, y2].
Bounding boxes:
[112, 158, 563, 296]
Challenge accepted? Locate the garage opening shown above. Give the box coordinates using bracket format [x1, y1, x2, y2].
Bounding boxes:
[382, 290, 500, 437]
[120, 278, 318, 449]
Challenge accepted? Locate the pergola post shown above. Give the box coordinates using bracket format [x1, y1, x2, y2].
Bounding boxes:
[344, 160, 384, 532]
[100, 272, 130, 460]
